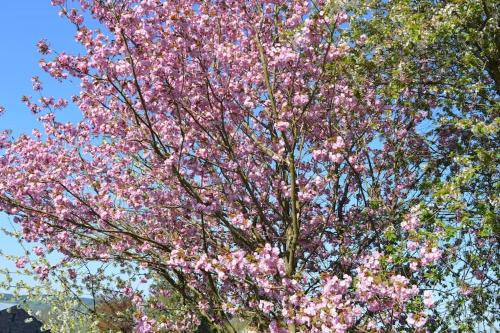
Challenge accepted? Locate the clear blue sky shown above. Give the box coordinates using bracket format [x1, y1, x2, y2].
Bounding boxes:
[0, 1, 84, 135]
[0, 1, 82, 285]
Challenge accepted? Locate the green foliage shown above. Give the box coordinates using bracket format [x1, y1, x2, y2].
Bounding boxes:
[337, 0, 499, 330]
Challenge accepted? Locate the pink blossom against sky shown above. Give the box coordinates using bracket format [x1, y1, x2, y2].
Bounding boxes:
[0, 1, 80, 286]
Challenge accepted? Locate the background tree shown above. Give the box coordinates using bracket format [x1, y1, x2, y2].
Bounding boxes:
[344, 0, 499, 330]
[95, 297, 135, 332]
[0, 226, 99, 333]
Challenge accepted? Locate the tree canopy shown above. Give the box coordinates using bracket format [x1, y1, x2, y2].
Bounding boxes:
[0, 0, 497, 332]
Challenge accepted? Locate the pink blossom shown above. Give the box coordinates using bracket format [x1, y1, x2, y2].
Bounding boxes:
[15, 257, 29, 269]
[402, 212, 420, 231]
[293, 94, 308, 106]
[269, 321, 288, 333]
[420, 247, 442, 266]
[329, 152, 343, 164]
[34, 265, 50, 280]
[259, 300, 274, 313]
[406, 313, 427, 328]
[276, 121, 289, 131]
[335, 12, 349, 25]
[33, 246, 45, 256]
[312, 149, 328, 161]
[331, 136, 345, 150]
[407, 240, 419, 251]
[423, 290, 434, 307]
[36, 39, 51, 54]
[473, 270, 485, 280]
[136, 315, 156, 333]
[31, 76, 43, 91]
[68, 269, 77, 280]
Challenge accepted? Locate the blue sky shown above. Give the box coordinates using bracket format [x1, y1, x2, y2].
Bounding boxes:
[0, 1, 82, 286]
[0, 1, 83, 135]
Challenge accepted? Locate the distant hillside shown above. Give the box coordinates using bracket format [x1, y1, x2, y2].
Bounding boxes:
[0, 293, 94, 321]
[0, 293, 93, 305]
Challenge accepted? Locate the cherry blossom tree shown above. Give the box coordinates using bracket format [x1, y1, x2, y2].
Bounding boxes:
[0, 0, 496, 332]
